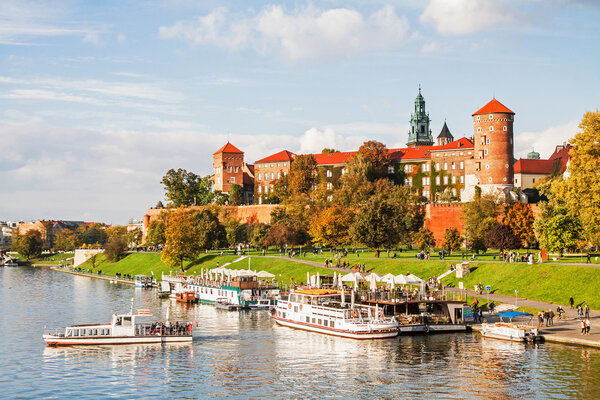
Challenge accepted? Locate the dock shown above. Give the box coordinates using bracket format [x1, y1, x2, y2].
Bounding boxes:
[52, 267, 136, 285]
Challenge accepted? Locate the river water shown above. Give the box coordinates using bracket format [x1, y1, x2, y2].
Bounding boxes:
[1, 267, 599, 399]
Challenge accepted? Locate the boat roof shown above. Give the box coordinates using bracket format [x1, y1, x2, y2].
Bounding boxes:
[294, 289, 341, 296]
[499, 311, 533, 319]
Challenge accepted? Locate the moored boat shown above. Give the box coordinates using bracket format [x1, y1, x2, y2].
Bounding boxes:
[272, 289, 398, 339]
[480, 311, 542, 342]
[175, 291, 197, 303]
[134, 275, 153, 288]
[42, 309, 194, 346]
[215, 298, 242, 311]
[157, 281, 171, 298]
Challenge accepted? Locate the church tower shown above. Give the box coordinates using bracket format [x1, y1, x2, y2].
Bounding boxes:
[407, 87, 434, 147]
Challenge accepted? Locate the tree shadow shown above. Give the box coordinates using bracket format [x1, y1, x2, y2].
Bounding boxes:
[184, 254, 219, 271]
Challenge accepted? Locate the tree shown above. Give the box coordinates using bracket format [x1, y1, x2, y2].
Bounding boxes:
[321, 148, 338, 153]
[413, 227, 436, 250]
[442, 227, 462, 253]
[54, 229, 79, 252]
[105, 234, 128, 262]
[461, 191, 501, 252]
[146, 220, 166, 246]
[503, 202, 536, 247]
[225, 220, 248, 247]
[309, 206, 354, 247]
[77, 223, 108, 246]
[288, 154, 317, 196]
[161, 209, 226, 272]
[560, 111, 600, 248]
[127, 228, 143, 247]
[265, 224, 300, 248]
[350, 140, 391, 182]
[536, 210, 582, 256]
[13, 231, 43, 260]
[484, 224, 522, 252]
[228, 184, 243, 205]
[161, 168, 213, 207]
[249, 223, 269, 248]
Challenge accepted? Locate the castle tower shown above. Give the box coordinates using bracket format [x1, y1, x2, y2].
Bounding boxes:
[462, 98, 514, 201]
[213, 142, 244, 194]
[436, 121, 454, 146]
[407, 87, 434, 147]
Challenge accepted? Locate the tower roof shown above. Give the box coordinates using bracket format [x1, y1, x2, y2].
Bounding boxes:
[472, 98, 514, 116]
[255, 150, 296, 163]
[214, 142, 243, 155]
[437, 121, 454, 139]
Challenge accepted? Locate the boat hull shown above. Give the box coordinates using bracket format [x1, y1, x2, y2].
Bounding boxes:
[43, 334, 192, 346]
[399, 324, 467, 334]
[273, 316, 398, 339]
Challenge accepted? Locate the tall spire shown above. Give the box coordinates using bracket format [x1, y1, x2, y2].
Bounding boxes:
[407, 86, 433, 147]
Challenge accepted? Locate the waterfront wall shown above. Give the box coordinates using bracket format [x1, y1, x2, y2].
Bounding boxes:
[73, 248, 104, 267]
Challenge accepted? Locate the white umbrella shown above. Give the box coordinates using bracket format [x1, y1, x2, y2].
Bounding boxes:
[380, 273, 396, 284]
[332, 272, 337, 288]
[307, 272, 310, 286]
[406, 273, 424, 284]
[366, 273, 382, 282]
[341, 287, 345, 306]
[341, 273, 356, 282]
[369, 274, 377, 292]
[316, 272, 321, 289]
[394, 274, 410, 285]
[257, 270, 275, 278]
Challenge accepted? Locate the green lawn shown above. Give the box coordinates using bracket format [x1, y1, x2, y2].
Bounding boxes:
[443, 262, 600, 310]
[12, 252, 74, 265]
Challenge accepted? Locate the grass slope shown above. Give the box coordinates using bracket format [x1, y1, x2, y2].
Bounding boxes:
[444, 262, 600, 310]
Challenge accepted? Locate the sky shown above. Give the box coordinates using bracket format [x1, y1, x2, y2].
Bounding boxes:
[1, 0, 599, 224]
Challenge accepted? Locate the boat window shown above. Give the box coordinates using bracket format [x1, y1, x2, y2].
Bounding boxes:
[80, 329, 86, 336]
[294, 306, 298, 313]
[307, 297, 312, 305]
[93, 329, 98, 336]
[122, 317, 132, 326]
[312, 318, 315, 324]
[318, 319, 322, 325]
[306, 317, 310, 323]
[330, 321, 334, 328]
[301, 296, 308, 304]
[66, 329, 72, 337]
[74, 330, 79, 337]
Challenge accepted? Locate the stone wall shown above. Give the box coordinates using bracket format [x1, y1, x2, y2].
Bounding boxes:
[424, 203, 466, 246]
[73, 248, 104, 267]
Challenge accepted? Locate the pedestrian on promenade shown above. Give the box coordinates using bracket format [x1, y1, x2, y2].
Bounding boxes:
[581, 319, 587, 335]
[549, 309, 555, 326]
[538, 312, 544, 327]
[586, 253, 591, 264]
[586, 319, 591, 335]
[584, 304, 590, 319]
[544, 310, 550, 327]
[569, 296, 575, 309]
[557, 306, 565, 319]
[578, 305, 584, 319]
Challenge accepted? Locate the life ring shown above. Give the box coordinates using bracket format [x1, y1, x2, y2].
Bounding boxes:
[299, 304, 302, 311]
[351, 310, 358, 318]
[288, 303, 292, 309]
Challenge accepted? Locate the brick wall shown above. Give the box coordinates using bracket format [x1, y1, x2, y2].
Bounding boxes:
[424, 203, 466, 246]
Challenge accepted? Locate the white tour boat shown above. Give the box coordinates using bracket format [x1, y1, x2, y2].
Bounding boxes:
[42, 309, 194, 346]
[272, 289, 399, 339]
[480, 311, 542, 342]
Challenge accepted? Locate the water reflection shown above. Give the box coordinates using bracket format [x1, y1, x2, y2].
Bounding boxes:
[1, 267, 600, 399]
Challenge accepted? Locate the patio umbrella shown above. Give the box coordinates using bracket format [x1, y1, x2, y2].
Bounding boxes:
[307, 272, 310, 286]
[332, 272, 337, 288]
[406, 273, 424, 284]
[369, 274, 377, 292]
[394, 274, 410, 285]
[341, 287, 345, 307]
[380, 273, 396, 284]
[316, 272, 321, 289]
[366, 273, 382, 282]
[340, 273, 356, 282]
[257, 270, 275, 278]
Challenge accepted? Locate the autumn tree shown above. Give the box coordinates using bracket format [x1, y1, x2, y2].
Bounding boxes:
[225, 220, 248, 247]
[249, 223, 269, 248]
[105, 234, 128, 262]
[413, 227, 436, 250]
[162, 209, 226, 272]
[309, 206, 354, 247]
[442, 227, 462, 253]
[461, 189, 501, 252]
[503, 202, 536, 247]
[146, 219, 166, 246]
[77, 223, 108, 246]
[13, 231, 44, 260]
[351, 140, 391, 182]
[265, 224, 301, 248]
[54, 229, 79, 252]
[484, 224, 522, 252]
[288, 154, 317, 196]
[161, 168, 213, 207]
[559, 110, 600, 248]
[127, 228, 143, 247]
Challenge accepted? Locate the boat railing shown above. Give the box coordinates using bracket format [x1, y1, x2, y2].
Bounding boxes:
[135, 323, 192, 336]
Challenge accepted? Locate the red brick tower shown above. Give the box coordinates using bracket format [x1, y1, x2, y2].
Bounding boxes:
[463, 98, 514, 201]
[213, 142, 244, 193]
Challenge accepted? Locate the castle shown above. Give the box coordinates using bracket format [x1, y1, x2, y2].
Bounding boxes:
[212, 90, 570, 205]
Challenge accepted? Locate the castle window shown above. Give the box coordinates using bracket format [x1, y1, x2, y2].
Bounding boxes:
[405, 178, 412, 186]
[422, 163, 430, 172]
[468, 151, 472, 155]
[423, 190, 429, 198]
[436, 163, 440, 171]
[228, 167, 232, 173]
[489, 177, 493, 182]
[258, 173, 262, 181]
[421, 125, 424, 133]
[452, 188, 457, 196]
[460, 176, 464, 184]
[460, 152, 463, 155]
[443, 162, 448, 170]
[277, 163, 280, 167]
[489, 114, 493, 119]
[277, 172, 281, 179]
[486, 138, 491, 144]
[515, 178, 518, 184]
[489, 126, 494, 131]
[234, 167, 239, 173]
[477, 127, 481, 133]
[451, 162, 456, 170]
[271, 172, 274, 180]
[435, 176, 440, 185]
[503, 177, 507, 182]
[481, 135, 486, 145]
[532, 178, 536, 183]
[506, 164, 509, 168]
[452, 153, 455, 156]
[486, 164, 490, 169]
[326, 183, 332, 190]
[258, 186, 262, 193]
[404, 164, 413, 173]
[388, 166, 394, 174]
[484, 149, 489, 156]
[503, 126, 507, 131]
[327, 195, 333, 202]
[326, 170, 333, 177]
[452, 176, 456, 184]
[477, 116, 480, 121]
[231, 177, 235, 183]
[271, 164, 274, 167]
[422, 177, 430, 185]
[436, 153, 439, 157]
[459, 161, 464, 169]
[283, 163, 287, 167]
[443, 176, 448, 185]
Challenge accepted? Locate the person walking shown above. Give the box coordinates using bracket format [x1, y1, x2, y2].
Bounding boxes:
[544, 310, 550, 327]
[549, 309, 555, 326]
[584, 304, 590, 319]
[581, 319, 587, 335]
[538, 312, 544, 327]
[585, 319, 591, 335]
[569, 296, 574, 309]
[586, 253, 591, 264]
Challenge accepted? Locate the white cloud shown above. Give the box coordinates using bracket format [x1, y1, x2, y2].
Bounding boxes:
[514, 120, 578, 159]
[420, 0, 517, 35]
[421, 42, 439, 53]
[159, 5, 410, 62]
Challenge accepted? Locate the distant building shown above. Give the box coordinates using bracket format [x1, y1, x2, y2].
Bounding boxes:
[254, 150, 295, 204]
[17, 220, 87, 249]
[212, 142, 255, 204]
[407, 88, 434, 147]
[514, 144, 571, 190]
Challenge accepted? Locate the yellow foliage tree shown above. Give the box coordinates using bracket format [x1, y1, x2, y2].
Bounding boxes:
[309, 206, 354, 247]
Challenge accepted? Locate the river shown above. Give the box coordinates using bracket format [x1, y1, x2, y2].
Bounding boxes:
[1, 267, 599, 399]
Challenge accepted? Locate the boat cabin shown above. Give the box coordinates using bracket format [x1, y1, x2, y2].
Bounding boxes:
[229, 275, 258, 290]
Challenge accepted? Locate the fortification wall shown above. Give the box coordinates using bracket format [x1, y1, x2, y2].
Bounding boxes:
[424, 203, 465, 246]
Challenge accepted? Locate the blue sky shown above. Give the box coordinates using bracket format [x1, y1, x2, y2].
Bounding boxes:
[1, 0, 599, 223]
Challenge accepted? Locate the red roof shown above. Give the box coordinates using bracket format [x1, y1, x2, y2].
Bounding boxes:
[514, 159, 557, 174]
[214, 142, 243, 155]
[549, 144, 572, 171]
[313, 151, 355, 166]
[473, 98, 514, 116]
[255, 150, 296, 163]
